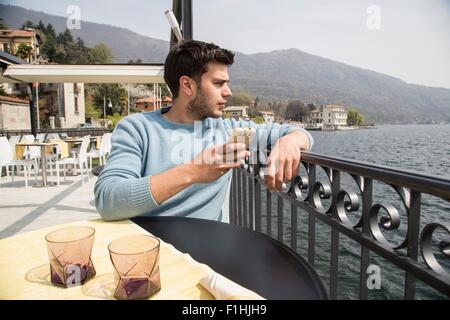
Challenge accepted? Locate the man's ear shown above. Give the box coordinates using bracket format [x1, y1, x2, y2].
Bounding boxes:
[179, 76, 197, 97]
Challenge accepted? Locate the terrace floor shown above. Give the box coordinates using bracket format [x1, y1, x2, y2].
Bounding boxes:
[0, 172, 101, 239]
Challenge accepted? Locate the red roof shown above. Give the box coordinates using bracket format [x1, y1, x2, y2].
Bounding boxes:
[135, 97, 155, 103]
[135, 96, 172, 104]
[0, 30, 35, 38]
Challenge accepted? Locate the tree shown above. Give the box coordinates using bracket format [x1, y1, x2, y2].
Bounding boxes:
[227, 90, 253, 107]
[159, 83, 172, 98]
[143, 83, 172, 99]
[59, 29, 74, 47]
[254, 96, 260, 108]
[21, 20, 34, 30]
[46, 23, 56, 38]
[306, 103, 318, 111]
[285, 100, 309, 122]
[37, 21, 46, 32]
[252, 116, 265, 124]
[226, 90, 256, 116]
[0, 18, 8, 30]
[41, 35, 58, 61]
[347, 108, 365, 125]
[106, 113, 124, 129]
[85, 96, 102, 119]
[16, 44, 33, 61]
[90, 43, 114, 63]
[93, 84, 127, 116]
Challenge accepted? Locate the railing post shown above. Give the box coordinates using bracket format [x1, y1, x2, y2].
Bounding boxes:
[404, 190, 421, 300]
[291, 202, 298, 252]
[229, 169, 235, 225]
[266, 189, 272, 237]
[359, 177, 373, 300]
[255, 177, 262, 232]
[249, 170, 255, 230]
[307, 163, 317, 266]
[243, 173, 248, 228]
[233, 169, 239, 226]
[277, 194, 284, 243]
[237, 169, 243, 227]
[329, 169, 340, 300]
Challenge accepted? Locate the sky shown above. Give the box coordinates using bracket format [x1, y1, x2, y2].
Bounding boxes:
[1, 0, 449, 89]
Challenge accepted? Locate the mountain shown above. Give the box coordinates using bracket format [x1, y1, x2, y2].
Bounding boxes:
[230, 50, 450, 123]
[1, 4, 450, 123]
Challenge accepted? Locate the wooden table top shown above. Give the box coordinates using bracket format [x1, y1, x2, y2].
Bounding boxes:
[0, 219, 214, 300]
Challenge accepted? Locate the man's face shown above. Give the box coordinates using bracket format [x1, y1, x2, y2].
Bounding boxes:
[187, 62, 232, 120]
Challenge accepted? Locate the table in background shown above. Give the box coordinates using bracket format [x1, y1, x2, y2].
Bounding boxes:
[15, 142, 58, 187]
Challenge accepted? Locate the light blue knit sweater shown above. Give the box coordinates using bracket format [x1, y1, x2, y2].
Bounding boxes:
[94, 108, 313, 221]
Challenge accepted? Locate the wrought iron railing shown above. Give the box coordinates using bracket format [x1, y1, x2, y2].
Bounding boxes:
[229, 151, 450, 300]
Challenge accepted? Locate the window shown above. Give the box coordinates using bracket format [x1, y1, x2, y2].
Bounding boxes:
[74, 96, 79, 113]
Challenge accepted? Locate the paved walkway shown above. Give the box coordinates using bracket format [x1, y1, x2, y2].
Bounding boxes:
[0, 172, 101, 239]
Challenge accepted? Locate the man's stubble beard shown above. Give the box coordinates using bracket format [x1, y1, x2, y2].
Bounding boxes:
[187, 89, 217, 120]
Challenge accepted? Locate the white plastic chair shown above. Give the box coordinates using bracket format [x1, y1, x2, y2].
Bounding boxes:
[55, 136, 90, 186]
[8, 135, 21, 151]
[0, 137, 37, 188]
[86, 133, 112, 168]
[36, 133, 46, 143]
[46, 133, 60, 140]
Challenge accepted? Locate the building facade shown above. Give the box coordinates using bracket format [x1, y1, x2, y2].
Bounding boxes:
[0, 95, 31, 130]
[309, 109, 323, 126]
[0, 29, 40, 63]
[223, 106, 249, 120]
[322, 105, 348, 130]
[135, 96, 172, 112]
[260, 111, 275, 123]
[1, 82, 86, 129]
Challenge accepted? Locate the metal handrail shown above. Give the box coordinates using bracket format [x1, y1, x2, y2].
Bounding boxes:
[229, 151, 450, 299]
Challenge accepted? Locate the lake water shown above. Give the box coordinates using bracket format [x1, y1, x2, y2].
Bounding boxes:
[259, 125, 450, 300]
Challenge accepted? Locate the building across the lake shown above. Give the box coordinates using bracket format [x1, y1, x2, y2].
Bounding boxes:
[223, 106, 249, 120]
[308, 105, 348, 130]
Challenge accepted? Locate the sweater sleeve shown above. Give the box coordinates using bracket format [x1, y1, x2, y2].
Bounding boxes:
[94, 117, 159, 221]
[224, 118, 314, 151]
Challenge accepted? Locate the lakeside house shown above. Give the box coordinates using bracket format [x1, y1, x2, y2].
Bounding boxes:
[223, 105, 249, 120]
[308, 104, 348, 130]
[260, 110, 275, 123]
[0, 29, 40, 63]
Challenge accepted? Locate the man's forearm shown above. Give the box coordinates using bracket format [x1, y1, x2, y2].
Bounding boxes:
[149, 164, 196, 205]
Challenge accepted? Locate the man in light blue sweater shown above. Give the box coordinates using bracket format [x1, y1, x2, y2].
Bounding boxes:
[94, 40, 313, 222]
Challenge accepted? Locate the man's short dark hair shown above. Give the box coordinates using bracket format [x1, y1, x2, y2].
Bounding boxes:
[164, 40, 235, 99]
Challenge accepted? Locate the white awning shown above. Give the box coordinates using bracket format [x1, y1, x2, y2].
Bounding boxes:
[3, 64, 165, 83]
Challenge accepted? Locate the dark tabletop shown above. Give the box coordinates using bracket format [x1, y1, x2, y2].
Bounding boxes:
[131, 216, 328, 300]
